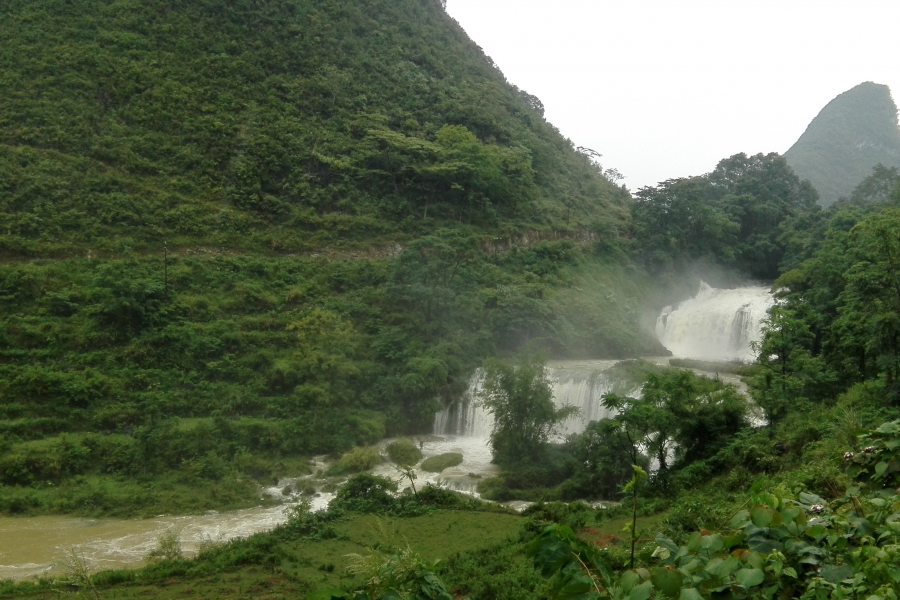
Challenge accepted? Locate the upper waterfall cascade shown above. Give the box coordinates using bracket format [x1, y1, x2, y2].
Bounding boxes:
[433, 360, 629, 438]
[656, 282, 774, 362]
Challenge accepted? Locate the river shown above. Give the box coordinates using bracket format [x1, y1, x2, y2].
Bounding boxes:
[0, 281, 772, 581]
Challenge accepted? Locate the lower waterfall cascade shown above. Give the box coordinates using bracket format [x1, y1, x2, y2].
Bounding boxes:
[655, 281, 774, 363]
[432, 360, 633, 439]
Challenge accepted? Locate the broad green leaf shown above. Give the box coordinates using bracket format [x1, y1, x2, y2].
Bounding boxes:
[734, 568, 765, 588]
[681, 559, 701, 573]
[620, 570, 641, 593]
[729, 510, 750, 528]
[746, 552, 764, 570]
[628, 581, 653, 600]
[746, 532, 782, 553]
[700, 534, 724, 553]
[820, 564, 854, 584]
[650, 568, 683, 598]
[655, 534, 680, 554]
[686, 532, 702, 552]
[780, 507, 800, 522]
[555, 576, 593, 600]
[750, 505, 774, 528]
[679, 589, 703, 600]
[706, 556, 739, 578]
[805, 525, 827, 540]
[759, 492, 779, 510]
[799, 492, 826, 506]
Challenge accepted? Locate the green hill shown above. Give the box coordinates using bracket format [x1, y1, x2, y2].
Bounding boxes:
[0, 0, 663, 515]
[0, 0, 629, 256]
[784, 81, 900, 206]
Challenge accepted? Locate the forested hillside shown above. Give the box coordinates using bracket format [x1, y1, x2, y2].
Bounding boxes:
[784, 82, 900, 207]
[0, 0, 629, 255]
[0, 0, 661, 515]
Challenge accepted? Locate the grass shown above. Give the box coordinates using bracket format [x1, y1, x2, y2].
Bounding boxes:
[0, 455, 314, 518]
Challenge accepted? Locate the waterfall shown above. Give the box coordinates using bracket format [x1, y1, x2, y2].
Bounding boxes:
[656, 282, 774, 362]
[433, 360, 631, 438]
[432, 373, 492, 437]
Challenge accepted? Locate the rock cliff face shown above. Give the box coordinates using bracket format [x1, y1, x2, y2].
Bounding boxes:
[785, 82, 900, 206]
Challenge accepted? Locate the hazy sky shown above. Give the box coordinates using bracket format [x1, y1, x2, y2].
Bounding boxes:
[446, 0, 900, 190]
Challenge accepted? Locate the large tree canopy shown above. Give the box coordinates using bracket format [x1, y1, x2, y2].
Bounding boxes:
[633, 152, 819, 279]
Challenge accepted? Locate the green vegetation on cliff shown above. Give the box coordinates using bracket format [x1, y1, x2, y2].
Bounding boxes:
[0, 0, 629, 256]
[784, 81, 900, 207]
[0, 0, 663, 515]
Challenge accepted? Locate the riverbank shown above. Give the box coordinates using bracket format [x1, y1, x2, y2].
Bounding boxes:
[0, 495, 671, 599]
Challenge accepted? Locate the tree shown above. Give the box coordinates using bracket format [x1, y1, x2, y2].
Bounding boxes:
[287, 309, 361, 409]
[752, 304, 833, 423]
[846, 163, 900, 206]
[633, 152, 820, 279]
[477, 355, 578, 465]
[570, 419, 647, 499]
[602, 371, 748, 476]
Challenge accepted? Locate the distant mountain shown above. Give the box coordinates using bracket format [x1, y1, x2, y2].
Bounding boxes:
[785, 82, 900, 206]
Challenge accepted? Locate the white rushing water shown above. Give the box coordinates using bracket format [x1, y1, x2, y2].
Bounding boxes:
[655, 282, 774, 362]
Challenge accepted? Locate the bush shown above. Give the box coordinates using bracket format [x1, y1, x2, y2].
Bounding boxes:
[476, 477, 512, 502]
[522, 501, 592, 530]
[326, 446, 383, 476]
[420, 452, 463, 473]
[146, 530, 183, 562]
[386, 438, 422, 466]
[281, 499, 340, 540]
[329, 473, 398, 513]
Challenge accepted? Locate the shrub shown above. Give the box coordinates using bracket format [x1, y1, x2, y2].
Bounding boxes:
[386, 438, 422, 466]
[326, 446, 383, 476]
[475, 477, 512, 502]
[420, 452, 463, 473]
[330, 473, 397, 513]
[522, 500, 592, 530]
[146, 530, 183, 562]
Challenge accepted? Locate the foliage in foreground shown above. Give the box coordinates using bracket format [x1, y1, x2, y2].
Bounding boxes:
[529, 421, 900, 600]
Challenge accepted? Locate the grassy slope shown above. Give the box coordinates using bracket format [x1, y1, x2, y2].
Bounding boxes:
[0, 0, 667, 516]
[0, 0, 630, 256]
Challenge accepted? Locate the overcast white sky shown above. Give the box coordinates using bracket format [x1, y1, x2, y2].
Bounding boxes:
[446, 0, 900, 190]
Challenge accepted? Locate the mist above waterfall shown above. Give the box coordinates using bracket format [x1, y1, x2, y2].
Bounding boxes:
[655, 282, 774, 363]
